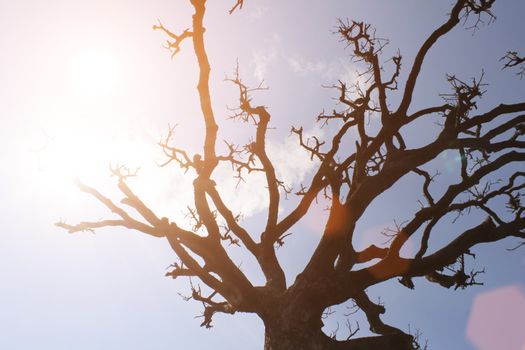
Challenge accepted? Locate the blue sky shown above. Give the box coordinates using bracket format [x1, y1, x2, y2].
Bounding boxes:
[0, 1, 524, 349]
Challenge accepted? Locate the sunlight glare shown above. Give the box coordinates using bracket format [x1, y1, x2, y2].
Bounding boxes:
[69, 49, 117, 98]
[35, 118, 154, 193]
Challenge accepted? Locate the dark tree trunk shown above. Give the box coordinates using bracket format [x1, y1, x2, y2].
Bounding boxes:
[263, 322, 415, 350]
[261, 279, 415, 350]
[264, 324, 331, 350]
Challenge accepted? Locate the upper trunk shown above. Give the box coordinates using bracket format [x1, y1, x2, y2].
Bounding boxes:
[264, 323, 415, 350]
[261, 297, 414, 350]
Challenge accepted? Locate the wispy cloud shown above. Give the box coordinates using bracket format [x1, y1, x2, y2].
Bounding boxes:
[96, 121, 324, 230]
[287, 54, 359, 85]
[248, 5, 269, 20]
[251, 39, 359, 87]
[252, 50, 275, 82]
[287, 55, 329, 75]
[211, 127, 323, 218]
[251, 34, 280, 81]
[267, 128, 323, 186]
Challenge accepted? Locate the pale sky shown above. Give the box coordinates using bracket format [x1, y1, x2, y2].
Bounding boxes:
[0, 1, 524, 349]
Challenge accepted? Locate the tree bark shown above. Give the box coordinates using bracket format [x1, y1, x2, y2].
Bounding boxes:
[264, 324, 331, 350]
[263, 318, 414, 350]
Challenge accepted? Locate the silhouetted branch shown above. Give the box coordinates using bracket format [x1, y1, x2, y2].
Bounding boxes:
[501, 51, 525, 78]
[153, 20, 192, 58]
[354, 291, 404, 335]
[190, 285, 236, 328]
[229, 0, 244, 15]
[158, 124, 194, 170]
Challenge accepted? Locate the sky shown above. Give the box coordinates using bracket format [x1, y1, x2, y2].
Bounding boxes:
[0, 0, 524, 349]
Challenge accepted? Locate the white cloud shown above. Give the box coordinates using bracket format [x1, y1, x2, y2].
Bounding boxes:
[267, 128, 323, 186]
[252, 48, 277, 81]
[60, 117, 324, 229]
[251, 35, 359, 86]
[208, 127, 323, 219]
[214, 167, 269, 218]
[46, 120, 325, 232]
[248, 5, 269, 20]
[287, 55, 328, 75]
[287, 54, 359, 85]
[251, 34, 281, 81]
[335, 57, 359, 85]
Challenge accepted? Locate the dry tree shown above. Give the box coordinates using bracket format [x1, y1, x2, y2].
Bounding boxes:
[57, 1, 525, 349]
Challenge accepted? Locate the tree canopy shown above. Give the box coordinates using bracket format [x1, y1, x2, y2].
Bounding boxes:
[57, 0, 525, 349]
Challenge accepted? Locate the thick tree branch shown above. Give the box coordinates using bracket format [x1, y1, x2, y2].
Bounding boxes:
[348, 217, 525, 292]
[354, 291, 404, 335]
[191, 0, 219, 176]
[397, 0, 466, 115]
[152, 21, 193, 58]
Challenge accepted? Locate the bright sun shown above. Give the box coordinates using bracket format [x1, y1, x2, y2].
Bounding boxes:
[35, 49, 152, 189]
[31, 48, 194, 219]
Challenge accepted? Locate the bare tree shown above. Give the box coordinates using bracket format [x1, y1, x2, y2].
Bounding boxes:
[57, 0, 525, 349]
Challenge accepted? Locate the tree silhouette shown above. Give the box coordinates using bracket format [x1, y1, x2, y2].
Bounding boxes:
[57, 0, 525, 349]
